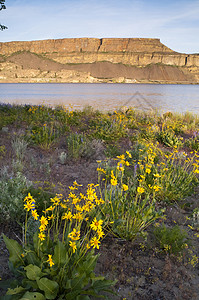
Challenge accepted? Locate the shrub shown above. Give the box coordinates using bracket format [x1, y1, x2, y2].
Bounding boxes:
[97, 152, 165, 241]
[66, 132, 95, 159]
[2, 184, 116, 299]
[153, 224, 189, 256]
[0, 170, 32, 222]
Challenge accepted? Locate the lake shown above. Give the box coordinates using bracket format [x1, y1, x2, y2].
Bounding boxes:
[0, 83, 199, 114]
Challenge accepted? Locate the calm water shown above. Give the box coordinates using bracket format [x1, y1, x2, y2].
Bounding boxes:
[0, 83, 199, 113]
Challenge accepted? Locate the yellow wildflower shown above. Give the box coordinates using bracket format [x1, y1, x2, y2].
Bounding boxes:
[68, 228, 80, 241]
[38, 232, 46, 241]
[60, 203, 67, 209]
[47, 255, 54, 267]
[90, 237, 100, 249]
[40, 216, 48, 227]
[69, 192, 76, 199]
[86, 243, 91, 249]
[75, 204, 83, 212]
[153, 173, 161, 178]
[50, 196, 60, 206]
[90, 218, 103, 231]
[117, 163, 124, 171]
[137, 187, 145, 194]
[97, 230, 105, 239]
[72, 196, 80, 205]
[111, 178, 118, 186]
[73, 181, 82, 187]
[45, 205, 55, 212]
[69, 186, 78, 191]
[122, 184, 129, 191]
[97, 167, 106, 174]
[72, 212, 83, 222]
[69, 241, 77, 253]
[48, 214, 54, 221]
[62, 211, 73, 220]
[153, 185, 161, 192]
[24, 201, 35, 211]
[126, 151, 132, 158]
[39, 224, 46, 232]
[24, 193, 34, 203]
[31, 210, 39, 220]
[145, 168, 151, 174]
[117, 154, 125, 160]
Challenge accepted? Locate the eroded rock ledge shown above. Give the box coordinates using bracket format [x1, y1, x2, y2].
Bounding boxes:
[0, 38, 199, 83]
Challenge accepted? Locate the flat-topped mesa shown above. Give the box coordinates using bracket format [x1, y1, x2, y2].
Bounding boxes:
[0, 38, 174, 55]
[98, 38, 174, 53]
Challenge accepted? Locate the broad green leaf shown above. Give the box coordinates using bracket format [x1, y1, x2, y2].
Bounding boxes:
[64, 289, 82, 300]
[20, 291, 45, 300]
[26, 251, 40, 266]
[53, 241, 68, 267]
[70, 273, 87, 290]
[22, 278, 39, 290]
[36, 277, 58, 299]
[83, 254, 98, 275]
[24, 264, 43, 280]
[3, 234, 23, 267]
[6, 286, 25, 295]
[64, 279, 71, 289]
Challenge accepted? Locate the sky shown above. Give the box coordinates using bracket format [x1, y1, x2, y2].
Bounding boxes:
[0, 0, 199, 54]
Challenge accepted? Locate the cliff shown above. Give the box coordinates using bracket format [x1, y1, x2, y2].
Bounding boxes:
[0, 38, 199, 83]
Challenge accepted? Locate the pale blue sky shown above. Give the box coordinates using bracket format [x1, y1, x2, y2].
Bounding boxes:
[0, 0, 199, 54]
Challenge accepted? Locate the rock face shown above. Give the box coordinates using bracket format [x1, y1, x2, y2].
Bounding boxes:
[0, 38, 199, 83]
[0, 38, 174, 54]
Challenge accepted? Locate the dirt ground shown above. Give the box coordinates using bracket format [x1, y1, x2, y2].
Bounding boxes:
[0, 125, 199, 300]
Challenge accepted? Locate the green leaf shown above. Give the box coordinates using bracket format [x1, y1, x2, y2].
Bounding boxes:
[83, 254, 98, 275]
[64, 289, 82, 300]
[20, 291, 45, 300]
[91, 276, 105, 284]
[70, 272, 87, 290]
[6, 286, 25, 295]
[22, 279, 39, 290]
[24, 264, 43, 281]
[0, 278, 19, 291]
[26, 251, 40, 266]
[91, 278, 117, 291]
[33, 232, 39, 251]
[53, 241, 68, 267]
[64, 279, 71, 289]
[3, 234, 23, 267]
[0, 295, 22, 300]
[36, 277, 59, 299]
[76, 296, 90, 300]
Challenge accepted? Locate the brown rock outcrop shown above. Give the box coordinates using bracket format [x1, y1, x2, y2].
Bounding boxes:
[0, 38, 199, 83]
[0, 38, 174, 55]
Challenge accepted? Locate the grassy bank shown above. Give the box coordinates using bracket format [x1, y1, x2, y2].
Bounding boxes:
[0, 103, 199, 299]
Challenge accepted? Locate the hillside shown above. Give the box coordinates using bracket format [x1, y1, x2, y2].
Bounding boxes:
[0, 38, 199, 83]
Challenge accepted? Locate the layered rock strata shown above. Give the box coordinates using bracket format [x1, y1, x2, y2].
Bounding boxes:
[0, 38, 199, 83]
